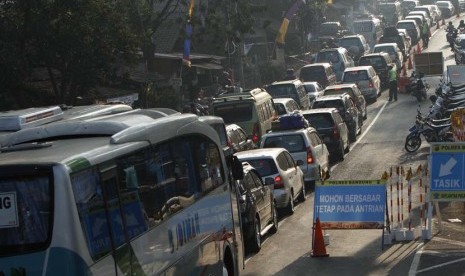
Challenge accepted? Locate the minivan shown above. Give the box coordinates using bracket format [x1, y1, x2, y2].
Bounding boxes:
[396, 20, 421, 45]
[339, 34, 371, 65]
[378, 2, 403, 26]
[298, 63, 338, 88]
[265, 79, 311, 110]
[352, 18, 384, 46]
[314, 47, 355, 81]
[211, 88, 277, 146]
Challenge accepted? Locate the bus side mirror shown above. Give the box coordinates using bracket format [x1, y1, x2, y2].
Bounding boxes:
[231, 155, 244, 180]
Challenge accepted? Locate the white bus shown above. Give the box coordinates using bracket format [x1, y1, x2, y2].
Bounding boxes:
[0, 108, 245, 275]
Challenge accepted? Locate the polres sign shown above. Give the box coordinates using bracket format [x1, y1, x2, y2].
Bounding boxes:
[314, 180, 386, 229]
[430, 142, 465, 201]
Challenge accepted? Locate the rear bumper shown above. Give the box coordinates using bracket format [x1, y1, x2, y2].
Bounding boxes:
[360, 88, 378, 100]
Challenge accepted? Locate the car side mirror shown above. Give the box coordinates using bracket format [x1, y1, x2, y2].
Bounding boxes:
[264, 177, 275, 185]
[296, 160, 304, 166]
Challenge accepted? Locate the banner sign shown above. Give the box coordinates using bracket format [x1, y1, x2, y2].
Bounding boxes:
[430, 143, 465, 201]
[314, 180, 386, 229]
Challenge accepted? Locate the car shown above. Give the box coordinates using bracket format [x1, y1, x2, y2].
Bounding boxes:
[358, 52, 397, 89]
[260, 120, 330, 186]
[372, 43, 404, 71]
[318, 21, 348, 43]
[411, 6, 434, 26]
[273, 98, 300, 116]
[341, 65, 382, 103]
[302, 81, 324, 106]
[401, 0, 420, 16]
[405, 15, 426, 31]
[301, 108, 350, 162]
[236, 162, 278, 253]
[338, 34, 371, 65]
[311, 94, 362, 142]
[424, 5, 442, 22]
[436, 1, 455, 18]
[352, 17, 384, 47]
[396, 19, 421, 45]
[314, 47, 355, 81]
[265, 79, 311, 110]
[453, 34, 465, 64]
[235, 148, 306, 216]
[408, 10, 432, 28]
[299, 63, 338, 88]
[226, 123, 255, 153]
[379, 27, 410, 61]
[323, 83, 367, 121]
[378, 2, 403, 25]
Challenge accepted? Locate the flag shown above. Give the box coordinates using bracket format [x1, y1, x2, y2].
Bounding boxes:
[188, 0, 195, 18]
[183, 22, 193, 67]
[276, 0, 306, 44]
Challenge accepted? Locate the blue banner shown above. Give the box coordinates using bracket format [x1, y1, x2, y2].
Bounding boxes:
[314, 180, 386, 229]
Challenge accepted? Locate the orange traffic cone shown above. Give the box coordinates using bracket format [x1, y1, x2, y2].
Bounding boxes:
[408, 55, 413, 69]
[416, 43, 421, 54]
[311, 217, 329, 257]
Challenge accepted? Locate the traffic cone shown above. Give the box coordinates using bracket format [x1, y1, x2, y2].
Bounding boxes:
[408, 55, 413, 69]
[311, 217, 329, 257]
[416, 43, 421, 54]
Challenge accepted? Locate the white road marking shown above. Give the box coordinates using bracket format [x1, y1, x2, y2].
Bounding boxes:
[416, 256, 465, 273]
[408, 242, 425, 276]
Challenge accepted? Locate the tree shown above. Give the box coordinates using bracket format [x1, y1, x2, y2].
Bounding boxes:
[0, 0, 139, 106]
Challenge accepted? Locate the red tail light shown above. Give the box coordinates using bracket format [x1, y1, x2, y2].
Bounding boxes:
[332, 125, 340, 140]
[368, 80, 374, 88]
[274, 175, 284, 189]
[306, 146, 314, 164]
[252, 123, 260, 143]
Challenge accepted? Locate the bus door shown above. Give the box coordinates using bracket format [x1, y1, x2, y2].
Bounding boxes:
[100, 164, 144, 276]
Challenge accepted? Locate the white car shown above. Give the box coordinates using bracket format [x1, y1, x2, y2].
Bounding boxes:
[372, 43, 404, 70]
[273, 98, 301, 116]
[235, 148, 306, 215]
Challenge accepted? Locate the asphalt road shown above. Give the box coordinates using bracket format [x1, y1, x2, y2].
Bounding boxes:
[240, 15, 465, 276]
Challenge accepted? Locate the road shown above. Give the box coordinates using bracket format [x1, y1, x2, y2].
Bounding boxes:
[240, 17, 465, 276]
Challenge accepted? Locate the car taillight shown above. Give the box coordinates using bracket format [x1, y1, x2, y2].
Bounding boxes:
[239, 195, 247, 213]
[333, 125, 340, 140]
[368, 80, 374, 88]
[274, 175, 284, 189]
[307, 146, 314, 164]
[252, 123, 260, 143]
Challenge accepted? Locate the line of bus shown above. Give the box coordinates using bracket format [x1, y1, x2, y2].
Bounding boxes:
[0, 106, 245, 275]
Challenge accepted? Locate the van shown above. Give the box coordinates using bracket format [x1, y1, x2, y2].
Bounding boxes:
[265, 79, 311, 110]
[211, 88, 276, 145]
[378, 2, 403, 26]
[338, 34, 371, 64]
[298, 63, 338, 88]
[314, 47, 355, 82]
[352, 18, 384, 46]
[396, 19, 421, 45]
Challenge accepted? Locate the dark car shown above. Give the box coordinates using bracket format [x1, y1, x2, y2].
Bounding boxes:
[302, 81, 324, 107]
[323, 83, 367, 121]
[226, 123, 255, 153]
[454, 34, 465, 64]
[338, 34, 371, 65]
[237, 162, 278, 253]
[318, 21, 348, 46]
[301, 108, 350, 162]
[358, 52, 397, 89]
[298, 63, 338, 88]
[311, 94, 361, 142]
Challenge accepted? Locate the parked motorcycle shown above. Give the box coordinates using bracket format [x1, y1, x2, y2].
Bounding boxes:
[406, 72, 429, 102]
[405, 108, 453, 152]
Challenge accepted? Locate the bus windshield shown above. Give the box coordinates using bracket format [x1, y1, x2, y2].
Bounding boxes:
[0, 169, 52, 256]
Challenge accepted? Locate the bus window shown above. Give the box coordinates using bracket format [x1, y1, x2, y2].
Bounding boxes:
[0, 172, 52, 255]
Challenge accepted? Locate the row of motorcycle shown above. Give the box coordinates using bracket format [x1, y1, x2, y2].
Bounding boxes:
[404, 78, 465, 152]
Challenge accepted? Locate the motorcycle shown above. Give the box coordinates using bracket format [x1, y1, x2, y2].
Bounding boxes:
[406, 72, 429, 102]
[446, 28, 455, 48]
[405, 108, 453, 153]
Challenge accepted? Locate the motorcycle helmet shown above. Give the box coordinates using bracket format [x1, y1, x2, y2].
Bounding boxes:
[449, 21, 453, 25]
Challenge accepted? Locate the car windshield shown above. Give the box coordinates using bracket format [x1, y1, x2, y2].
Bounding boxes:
[304, 84, 317, 92]
[300, 67, 326, 83]
[343, 70, 369, 82]
[213, 102, 253, 123]
[313, 99, 344, 111]
[374, 46, 395, 54]
[263, 135, 306, 153]
[303, 113, 334, 129]
[320, 24, 339, 36]
[240, 158, 278, 176]
[316, 51, 340, 63]
[353, 21, 373, 32]
[397, 22, 414, 30]
[359, 57, 385, 68]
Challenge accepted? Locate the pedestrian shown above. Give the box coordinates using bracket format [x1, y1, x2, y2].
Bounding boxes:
[421, 20, 429, 48]
[388, 65, 398, 101]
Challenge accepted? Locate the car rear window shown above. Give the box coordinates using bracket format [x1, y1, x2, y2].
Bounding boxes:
[213, 103, 253, 123]
[343, 70, 369, 82]
[339, 38, 361, 49]
[240, 158, 278, 176]
[374, 46, 394, 54]
[274, 103, 287, 115]
[316, 51, 340, 63]
[263, 135, 306, 153]
[266, 84, 294, 98]
[300, 67, 326, 83]
[303, 113, 334, 129]
[304, 84, 316, 92]
[359, 57, 385, 68]
[324, 88, 353, 97]
[312, 100, 345, 114]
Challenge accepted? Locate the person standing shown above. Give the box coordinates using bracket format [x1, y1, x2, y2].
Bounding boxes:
[388, 65, 398, 101]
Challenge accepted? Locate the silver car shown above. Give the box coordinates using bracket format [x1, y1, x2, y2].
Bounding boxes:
[235, 148, 306, 215]
[342, 65, 381, 103]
